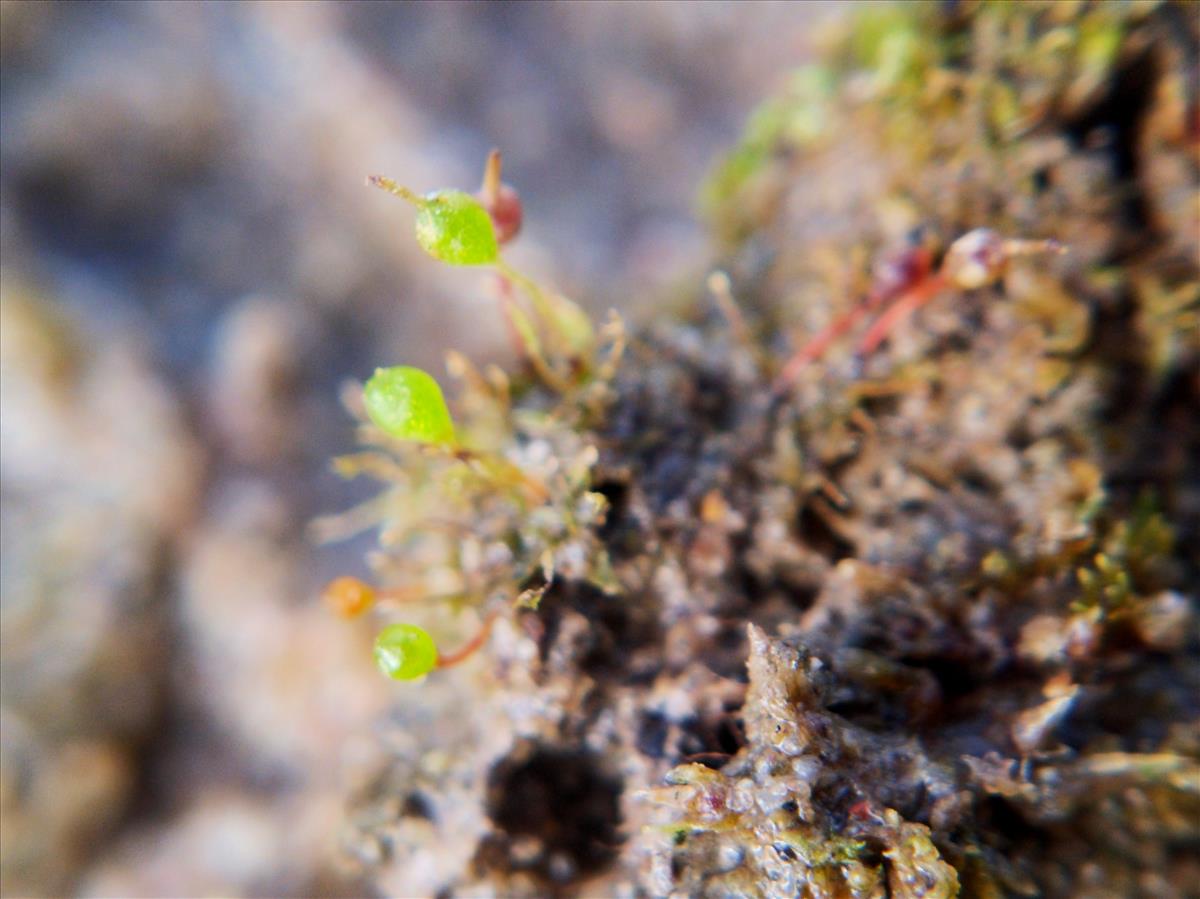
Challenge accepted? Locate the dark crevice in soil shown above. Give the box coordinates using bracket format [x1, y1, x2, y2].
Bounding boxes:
[482, 744, 623, 886]
[1062, 35, 1162, 260]
[533, 580, 662, 683]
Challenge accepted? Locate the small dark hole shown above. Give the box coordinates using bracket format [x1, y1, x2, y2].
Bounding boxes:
[636, 712, 669, 759]
[774, 843, 798, 861]
[958, 468, 992, 494]
[907, 657, 979, 701]
[798, 503, 855, 563]
[592, 478, 643, 559]
[401, 791, 434, 822]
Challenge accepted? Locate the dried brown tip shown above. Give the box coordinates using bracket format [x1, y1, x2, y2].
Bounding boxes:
[476, 149, 523, 245]
[367, 175, 420, 204]
[1003, 237, 1068, 258]
[481, 149, 502, 205]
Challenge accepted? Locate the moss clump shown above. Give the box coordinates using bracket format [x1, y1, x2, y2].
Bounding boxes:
[322, 159, 625, 681]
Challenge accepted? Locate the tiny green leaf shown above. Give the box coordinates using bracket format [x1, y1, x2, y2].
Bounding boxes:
[363, 365, 456, 445]
[501, 293, 544, 360]
[415, 190, 499, 266]
[545, 292, 595, 356]
[374, 623, 438, 680]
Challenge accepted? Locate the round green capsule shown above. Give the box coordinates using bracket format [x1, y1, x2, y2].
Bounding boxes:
[374, 623, 438, 680]
[363, 365, 456, 446]
[414, 190, 499, 266]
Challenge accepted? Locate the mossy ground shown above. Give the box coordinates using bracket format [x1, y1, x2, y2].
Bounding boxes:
[346, 3, 1198, 896]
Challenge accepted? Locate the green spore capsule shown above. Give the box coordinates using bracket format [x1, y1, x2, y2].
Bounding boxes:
[363, 365, 456, 445]
[415, 190, 499, 266]
[374, 623, 438, 680]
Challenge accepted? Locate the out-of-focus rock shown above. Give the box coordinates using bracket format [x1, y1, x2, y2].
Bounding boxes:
[0, 712, 133, 897]
[207, 295, 313, 466]
[76, 792, 345, 899]
[0, 281, 202, 895]
[176, 482, 387, 775]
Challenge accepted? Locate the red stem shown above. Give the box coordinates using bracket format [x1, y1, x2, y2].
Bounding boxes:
[855, 271, 948, 357]
[436, 612, 498, 668]
[774, 244, 935, 391]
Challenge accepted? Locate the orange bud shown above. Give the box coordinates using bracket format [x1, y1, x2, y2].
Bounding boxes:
[323, 576, 376, 618]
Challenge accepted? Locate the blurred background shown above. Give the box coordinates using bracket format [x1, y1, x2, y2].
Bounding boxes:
[0, 2, 836, 895]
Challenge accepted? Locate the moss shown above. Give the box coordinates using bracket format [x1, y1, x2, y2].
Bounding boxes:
[340, 2, 1199, 895]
